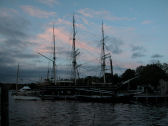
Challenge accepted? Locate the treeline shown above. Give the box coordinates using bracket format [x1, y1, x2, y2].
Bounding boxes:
[77, 62, 168, 87]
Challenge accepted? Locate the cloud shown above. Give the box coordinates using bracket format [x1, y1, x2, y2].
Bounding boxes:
[105, 36, 123, 54]
[0, 8, 18, 18]
[114, 65, 127, 75]
[37, 0, 59, 7]
[106, 16, 136, 21]
[0, 65, 48, 83]
[141, 20, 152, 24]
[0, 63, 73, 83]
[0, 51, 16, 66]
[103, 24, 136, 45]
[34, 26, 99, 54]
[131, 45, 145, 52]
[53, 18, 87, 31]
[78, 8, 136, 21]
[55, 18, 72, 25]
[0, 48, 38, 65]
[78, 64, 126, 77]
[151, 54, 163, 58]
[44, 46, 72, 57]
[131, 45, 146, 58]
[132, 52, 145, 58]
[0, 9, 29, 38]
[80, 17, 89, 25]
[0, 8, 31, 47]
[21, 5, 56, 18]
[0, 8, 38, 70]
[149, 59, 160, 64]
[78, 8, 108, 18]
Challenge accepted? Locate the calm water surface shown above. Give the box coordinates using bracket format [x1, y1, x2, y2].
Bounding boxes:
[9, 94, 168, 126]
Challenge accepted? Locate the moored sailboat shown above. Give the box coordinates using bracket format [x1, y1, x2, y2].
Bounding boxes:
[12, 65, 40, 100]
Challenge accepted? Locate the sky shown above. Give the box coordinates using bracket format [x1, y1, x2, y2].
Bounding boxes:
[0, 0, 168, 83]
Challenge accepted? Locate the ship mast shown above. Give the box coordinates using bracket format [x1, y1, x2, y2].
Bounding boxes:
[16, 64, 19, 91]
[72, 15, 77, 85]
[101, 21, 106, 83]
[109, 56, 113, 77]
[47, 62, 50, 80]
[53, 25, 56, 85]
[71, 15, 81, 85]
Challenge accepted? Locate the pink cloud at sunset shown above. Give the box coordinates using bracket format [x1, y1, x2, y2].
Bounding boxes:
[78, 8, 136, 21]
[37, 0, 59, 6]
[33, 26, 100, 55]
[0, 8, 18, 18]
[21, 5, 56, 18]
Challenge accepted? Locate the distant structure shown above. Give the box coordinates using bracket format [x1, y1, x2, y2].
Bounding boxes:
[72, 15, 80, 85]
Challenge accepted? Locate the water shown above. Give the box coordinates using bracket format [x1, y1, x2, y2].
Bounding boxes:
[9, 94, 168, 126]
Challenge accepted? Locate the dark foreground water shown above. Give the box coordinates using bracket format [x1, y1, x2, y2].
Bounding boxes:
[9, 95, 168, 126]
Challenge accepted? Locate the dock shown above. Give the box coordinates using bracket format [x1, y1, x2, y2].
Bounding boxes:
[39, 85, 133, 103]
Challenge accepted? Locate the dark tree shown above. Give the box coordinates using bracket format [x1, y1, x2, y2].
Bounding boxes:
[105, 73, 113, 83]
[121, 69, 136, 82]
[137, 64, 167, 88]
[112, 74, 121, 85]
[156, 62, 168, 74]
[136, 66, 144, 75]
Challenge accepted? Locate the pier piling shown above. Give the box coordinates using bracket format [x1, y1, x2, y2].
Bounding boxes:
[1, 85, 9, 126]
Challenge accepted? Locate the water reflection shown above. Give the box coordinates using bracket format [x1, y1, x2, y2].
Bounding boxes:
[9, 94, 168, 126]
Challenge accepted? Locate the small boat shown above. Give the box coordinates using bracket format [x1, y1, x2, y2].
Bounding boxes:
[12, 86, 40, 100]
